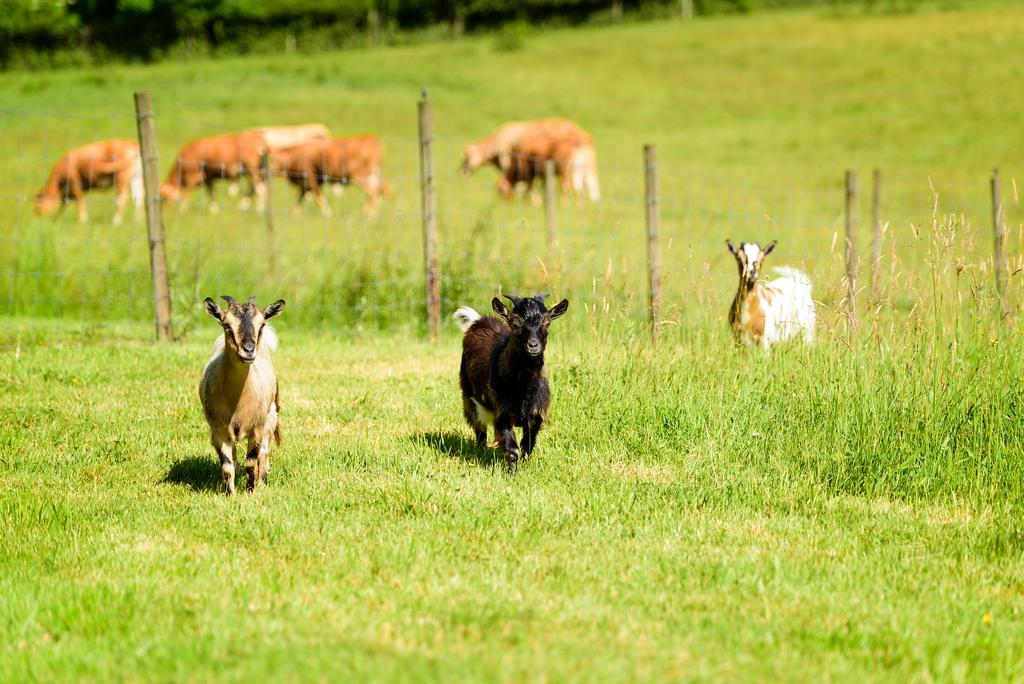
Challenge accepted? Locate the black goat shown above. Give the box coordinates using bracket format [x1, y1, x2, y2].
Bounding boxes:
[453, 293, 569, 471]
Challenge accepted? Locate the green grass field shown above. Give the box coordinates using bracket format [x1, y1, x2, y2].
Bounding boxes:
[3, 2, 1024, 681]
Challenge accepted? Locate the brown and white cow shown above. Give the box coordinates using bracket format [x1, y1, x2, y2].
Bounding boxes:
[251, 123, 331, 151]
[271, 135, 387, 216]
[463, 119, 600, 203]
[240, 123, 333, 198]
[34, 139, 143, 225]
[160, 131, 268, 213]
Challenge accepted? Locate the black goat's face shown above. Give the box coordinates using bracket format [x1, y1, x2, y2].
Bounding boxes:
[205, 295, 285, 364]
[727, 239, 776, 286]
[492, 294, 569, 357]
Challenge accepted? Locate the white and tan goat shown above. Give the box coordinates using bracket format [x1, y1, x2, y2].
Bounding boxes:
[726, 240, 815, 351]
[199, 295, 285, 494]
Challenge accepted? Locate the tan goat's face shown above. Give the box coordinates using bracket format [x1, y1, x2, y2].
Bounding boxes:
[205, 295, 285, 364]
[727, 239, 776, 286]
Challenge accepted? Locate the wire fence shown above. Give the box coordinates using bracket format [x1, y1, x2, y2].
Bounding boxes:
[1, 95, 1021, 347]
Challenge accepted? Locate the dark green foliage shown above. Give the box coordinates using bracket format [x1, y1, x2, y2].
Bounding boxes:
[2, 0, 918, 69]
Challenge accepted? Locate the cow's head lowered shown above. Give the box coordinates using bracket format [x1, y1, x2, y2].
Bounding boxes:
[462, 144, 489, 174]
[159, 182, 182, 203]
[33, 191, 61, 217]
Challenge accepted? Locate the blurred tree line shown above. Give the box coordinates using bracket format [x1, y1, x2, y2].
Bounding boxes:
[1, 0, 908, 69]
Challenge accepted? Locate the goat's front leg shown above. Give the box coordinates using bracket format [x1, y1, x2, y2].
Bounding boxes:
[257, 437, 270, 486]
[522, 415, 543, 458]
[244, 440, 260, 492]
[495, 415, 520, 472]
[213, 435, 236, 495]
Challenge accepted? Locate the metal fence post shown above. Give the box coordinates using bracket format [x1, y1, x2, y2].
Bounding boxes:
[418, 92, 441, 341]
[992, 167, 1009, 319]
[544, 159, 558, 251]
[845, 170, 859, 334]
[644, 145, 661, 344]
[870, 168, 882, 302]
[133, 92, 173, 341]
[260, 150, 276, 275]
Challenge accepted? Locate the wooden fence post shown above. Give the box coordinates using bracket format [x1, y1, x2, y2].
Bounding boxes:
[844, 170, 859, 334]
[644, 144, 661, 344]
[544, 159, 558, 251]
[133, 92, 173, 342]
[992, 167, 1008, 318]
[418, 92, 441, 341]
[260, 150, 276, 275]
[870, 168, 882, 302]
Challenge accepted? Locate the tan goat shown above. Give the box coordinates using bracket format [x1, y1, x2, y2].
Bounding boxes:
[199, 295, 286, 495]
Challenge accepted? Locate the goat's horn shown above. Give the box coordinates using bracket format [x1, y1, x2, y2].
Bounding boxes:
[220, 295, 236, 307]
[534, 292, 549, 302]
[503, 294, 522, 305]
[247, 295, 257, 306]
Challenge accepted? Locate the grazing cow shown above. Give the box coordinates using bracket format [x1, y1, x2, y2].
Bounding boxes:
[506, 123, 600, 203]
[271, 135, 387, 216]
[237, 123, 333, 199]
[34, 139, 143, 225]
[251, 123, 331, 151]
[461, 121, 527, 176]
[160, 131, 268, 213]
[463, 119, 600, 203]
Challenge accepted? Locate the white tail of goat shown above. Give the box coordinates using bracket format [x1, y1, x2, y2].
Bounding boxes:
[453, 306, 482, 332]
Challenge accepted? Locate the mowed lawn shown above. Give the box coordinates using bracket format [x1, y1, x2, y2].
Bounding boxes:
[2, 319, 1024, 681]
[4, 1, 1024, 681]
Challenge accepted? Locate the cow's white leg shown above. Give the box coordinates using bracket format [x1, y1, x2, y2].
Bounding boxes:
[316, 193, 332, 218]
[254, 182, 267, 213]
[113, 189, 128, 226]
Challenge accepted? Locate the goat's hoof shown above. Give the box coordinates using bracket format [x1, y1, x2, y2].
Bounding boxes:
[505, 451, 520, 473]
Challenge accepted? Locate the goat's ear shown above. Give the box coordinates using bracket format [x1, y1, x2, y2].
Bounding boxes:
[263, 299, 286, 320]
[763, 240, 777, 255]
[549, 299, 569, 320]
[491, 297, 510, 320]
[726, 239, 737, 256]
[204, 297, 223, 322]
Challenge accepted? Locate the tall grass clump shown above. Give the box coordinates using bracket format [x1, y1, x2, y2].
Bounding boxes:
[549, 193, 1024, 516]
